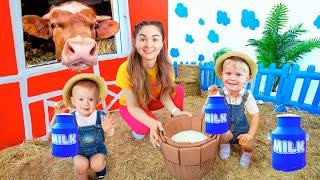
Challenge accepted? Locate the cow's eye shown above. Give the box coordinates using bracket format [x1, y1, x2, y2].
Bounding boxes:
[51, 23, 59, 29]
[91, 23, 98, 29]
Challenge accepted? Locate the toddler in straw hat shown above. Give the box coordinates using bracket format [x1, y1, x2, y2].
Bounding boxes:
[203, 51, 260, 168]
[49, 73, 117, 179]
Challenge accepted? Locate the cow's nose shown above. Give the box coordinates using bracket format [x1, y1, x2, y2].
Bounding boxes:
[64, 37, 98, 60]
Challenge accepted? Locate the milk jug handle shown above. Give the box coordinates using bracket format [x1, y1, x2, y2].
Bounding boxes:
[267, 133, 271, 142]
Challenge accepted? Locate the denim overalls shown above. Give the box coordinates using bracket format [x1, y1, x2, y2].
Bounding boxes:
[219, 89, 249, 144]
[73, 110, 107, 159]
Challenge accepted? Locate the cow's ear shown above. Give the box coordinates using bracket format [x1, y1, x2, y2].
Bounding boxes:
[96, 20, 120, 39]
[22, 15, 51, 39]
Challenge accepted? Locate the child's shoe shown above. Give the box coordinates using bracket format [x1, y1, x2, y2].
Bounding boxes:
[132, 131, 145, 141]
[219, 143, 231, 159]
[96, 166, 107, 179]
[97, 174, 105, 179]
[240, 151, 252, 168]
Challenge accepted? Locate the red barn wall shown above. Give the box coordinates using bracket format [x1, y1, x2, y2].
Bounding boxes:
[0, 83, 25, 149]
[0, 0, 23, 149]
[0, 0, 168, 150]
[0, 0, 18, 76]
[128, 0, 168, 45]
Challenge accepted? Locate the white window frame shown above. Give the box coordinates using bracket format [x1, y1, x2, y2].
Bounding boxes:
[10, 0, 132, 77]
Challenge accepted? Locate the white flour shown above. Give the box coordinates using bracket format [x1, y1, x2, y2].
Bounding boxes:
[171, 130, 208, 143]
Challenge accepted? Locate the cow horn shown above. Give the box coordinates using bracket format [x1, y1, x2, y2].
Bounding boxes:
[42, 13, 50, 20]
[96, 15, 111, 21]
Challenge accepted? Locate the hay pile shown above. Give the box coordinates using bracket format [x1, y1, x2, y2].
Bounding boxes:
[0, 96, 319, 179]
[175, 64, 201, 96]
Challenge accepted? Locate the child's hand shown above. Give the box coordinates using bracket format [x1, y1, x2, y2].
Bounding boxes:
[48, 100, 70, 141]
[208, 85, 219, 96]
[201, 85, 219, 114]
[101, 112, 117, 136]
[237, 133, 254, 146]
[54, 100, 69, 114]
[46, 131, 52, 142]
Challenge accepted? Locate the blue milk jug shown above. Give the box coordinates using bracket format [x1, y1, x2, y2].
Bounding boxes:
[204, 95, 229, 134]
[271, 114, 307, 172]
[51, 113, 79, 158]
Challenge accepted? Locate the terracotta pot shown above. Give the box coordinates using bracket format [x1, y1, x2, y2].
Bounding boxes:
[159, 115, 219, 179]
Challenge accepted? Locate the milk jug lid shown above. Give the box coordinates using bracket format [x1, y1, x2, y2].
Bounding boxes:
[209, 94, 223, 97]
[56, 113, 72, 116]
[277, 114, 300, 118]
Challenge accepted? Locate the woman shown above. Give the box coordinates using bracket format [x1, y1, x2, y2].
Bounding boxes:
[116, 20, 193, 148]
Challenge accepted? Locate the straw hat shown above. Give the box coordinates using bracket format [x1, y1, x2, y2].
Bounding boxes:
[62, 73, 107, 107]
[214, 51, 258, 80]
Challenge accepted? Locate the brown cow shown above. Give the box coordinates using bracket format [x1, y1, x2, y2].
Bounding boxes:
[22, 1, 120, 71]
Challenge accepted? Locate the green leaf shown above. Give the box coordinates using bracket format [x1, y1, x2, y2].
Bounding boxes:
[285, 39, 320, 63]
[264, 3, 288, 35]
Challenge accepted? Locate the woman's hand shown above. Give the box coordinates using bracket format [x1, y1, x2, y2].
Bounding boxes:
[149, 121, 164, 148]
[174, 110, 194, 117]
[171, 107, 194, 117]
[101, 113, 117, 137]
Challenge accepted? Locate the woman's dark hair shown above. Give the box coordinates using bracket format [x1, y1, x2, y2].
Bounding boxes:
[127, 21, 175, 107]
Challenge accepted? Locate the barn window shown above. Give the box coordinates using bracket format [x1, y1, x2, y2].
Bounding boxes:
[10, 0, 131, 71]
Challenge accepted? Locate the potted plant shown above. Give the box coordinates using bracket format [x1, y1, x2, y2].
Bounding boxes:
[247, 3, 320, 91]
[213, 47, 231, 63]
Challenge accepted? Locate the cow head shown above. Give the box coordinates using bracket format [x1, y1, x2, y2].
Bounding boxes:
[22, 2, 119, 71]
